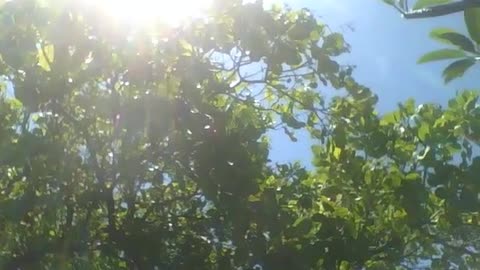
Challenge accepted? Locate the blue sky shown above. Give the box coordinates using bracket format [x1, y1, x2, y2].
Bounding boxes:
[269, 0, 479, 166]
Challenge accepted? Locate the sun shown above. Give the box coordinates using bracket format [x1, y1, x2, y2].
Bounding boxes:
[89, 0, 213, 26]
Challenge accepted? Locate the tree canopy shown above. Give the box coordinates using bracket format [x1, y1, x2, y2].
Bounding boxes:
[0, 0, 480, 269]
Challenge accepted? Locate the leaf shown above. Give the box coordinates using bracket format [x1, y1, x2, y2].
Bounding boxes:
[417, 49, 466, 64]
[406, 172, 420, 181]
[380, 111, 400, 125]
[288, 21, 313, 40]
[248, 194, 261, 202]
[333, 147, 342, 159]
[464, 95, 479, 111]
[414, 0, 452, 10]
[339, 261, 351, 270]
[283, 127, 298, 142]
[281, 114, 306, 129]
[317, 53, 340, 74]
[442, 58, 476, 83]
[390, 175, 402, 187]
[430, 28, 476, 52]
[465, 7, 480, 44]
[276, 42, 302, 66]
[418, 123, 430, 141]
[292, 217, 313, 236]
[38, 44, 54, 72]
[322, 201, 336, 212]
[323, 33, 346, 56]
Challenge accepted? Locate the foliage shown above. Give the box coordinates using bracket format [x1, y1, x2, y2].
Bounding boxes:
[0, 0, 480, 269]
[384, 0, 480, 83]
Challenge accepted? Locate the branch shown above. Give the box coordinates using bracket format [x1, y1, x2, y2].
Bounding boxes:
[397, 0, 480, 19]
[54, 105, 120, 243]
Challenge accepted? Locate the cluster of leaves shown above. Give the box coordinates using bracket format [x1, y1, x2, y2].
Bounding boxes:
[2, 0, 480, 269]
[417, 22, 480, 83]
[384, 0, 480, 83]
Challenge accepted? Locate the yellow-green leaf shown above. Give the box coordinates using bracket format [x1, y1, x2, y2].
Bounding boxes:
[418, 123, 430, 141]
[333, 147, 342, 159]
[38, 44, 54, 72]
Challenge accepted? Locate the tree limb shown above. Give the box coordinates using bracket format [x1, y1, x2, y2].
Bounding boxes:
[396, 0, 480, 19]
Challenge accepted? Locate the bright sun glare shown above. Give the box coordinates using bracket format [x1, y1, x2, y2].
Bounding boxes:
[91, 0, 212, 26]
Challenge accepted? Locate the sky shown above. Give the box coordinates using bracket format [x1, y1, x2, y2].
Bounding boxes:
[269, 0, 479, 166]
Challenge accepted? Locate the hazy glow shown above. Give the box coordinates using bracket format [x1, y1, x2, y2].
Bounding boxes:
[91, 0, 212, 26]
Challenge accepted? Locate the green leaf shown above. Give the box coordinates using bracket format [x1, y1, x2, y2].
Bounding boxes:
[283, 127, 298, 142]
[339, 261, 351, 270]
[281, 114, 306, 129]
[288, 21, 313, 40]
[465, 7, 480, 44]
[248, 194, 261, 202]
[380, 111, 400, 125]
[406, 172, 420, 181]
[414, 0, 452, 10]
[418, 123, 430, 141]
[442, 58, 476, 83]
[277, 42, 302, 66]
[417, 49, 466, 64]
[38, 44, 54, 72]
[333, 147, 342, 159]
[390, 175, 402, 187]
[292, 217, 313, 236]
[322, 201, 336, 212]
[430, 28, 476, 52]
[317, 53, 340, 74]
[323, 33, 346, 56]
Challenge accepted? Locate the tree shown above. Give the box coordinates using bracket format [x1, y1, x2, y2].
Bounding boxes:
[380, 1, 480, 268]
[1, 0, 480, 269]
